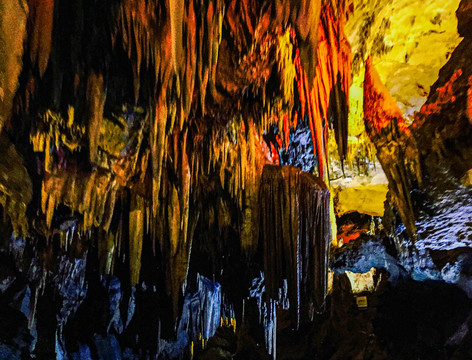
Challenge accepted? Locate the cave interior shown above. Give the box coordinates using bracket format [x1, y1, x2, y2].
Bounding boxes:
[1, 0, 472, 359]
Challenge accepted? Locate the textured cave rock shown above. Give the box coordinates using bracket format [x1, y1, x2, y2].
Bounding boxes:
[457, 0, 472, 37]
[413, 38, 472, 183]
[346, 0, 461, 119]
[0, 134, 32, 237]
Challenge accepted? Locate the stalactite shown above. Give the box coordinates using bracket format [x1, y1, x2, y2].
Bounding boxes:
[117, 0, 224, 124]
[150, 98, 167, 216]
[294, 46, 324, 180]
[186, 115, 269, 259]
[182, 0, 196, 117]
[129, 192, 144, 286]
[363, 57, 417, 240]
[208, 0, 224, 99]
[170, 0, 184, 76]
[225, 0, 258, 54]
[180, 129, 190, 252]
[274, 29, 297, 150]
[259, 164, 331, 329]
[292, 3, 352, 178]
[325, 6, 352, 164]
[159, 127, 194, 316]
[86, 72, 106, 164]
[0, 0, 28, 133]
[98, 229, 117, 276]
[168, 183, 181, 258]
[275, 0, 322, 87]
[193, 0, 225, 114]
[241, 122, 261, 255]
[29, 103, 99, 229]
[28, 0, 54, 76]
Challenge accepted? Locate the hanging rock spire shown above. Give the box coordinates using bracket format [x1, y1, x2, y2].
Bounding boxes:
[259, 165, 331, 328]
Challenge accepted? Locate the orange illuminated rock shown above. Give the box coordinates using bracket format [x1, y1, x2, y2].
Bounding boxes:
[28, 0, 54, 76]
[41, 168, 119, 232]
[129, 193, 144, 286]
[419, 69, 462, 119]
[0, 0, 356, 336]
[461, 168, 472, 186]
[294, 4, 352, 179]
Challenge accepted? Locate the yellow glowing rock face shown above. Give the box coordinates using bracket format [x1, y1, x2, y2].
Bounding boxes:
[346, 267, 378, 294]
[348, 73, 365, 138]
[346, 0, 461, 120]
[336, 184, 388, 217]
